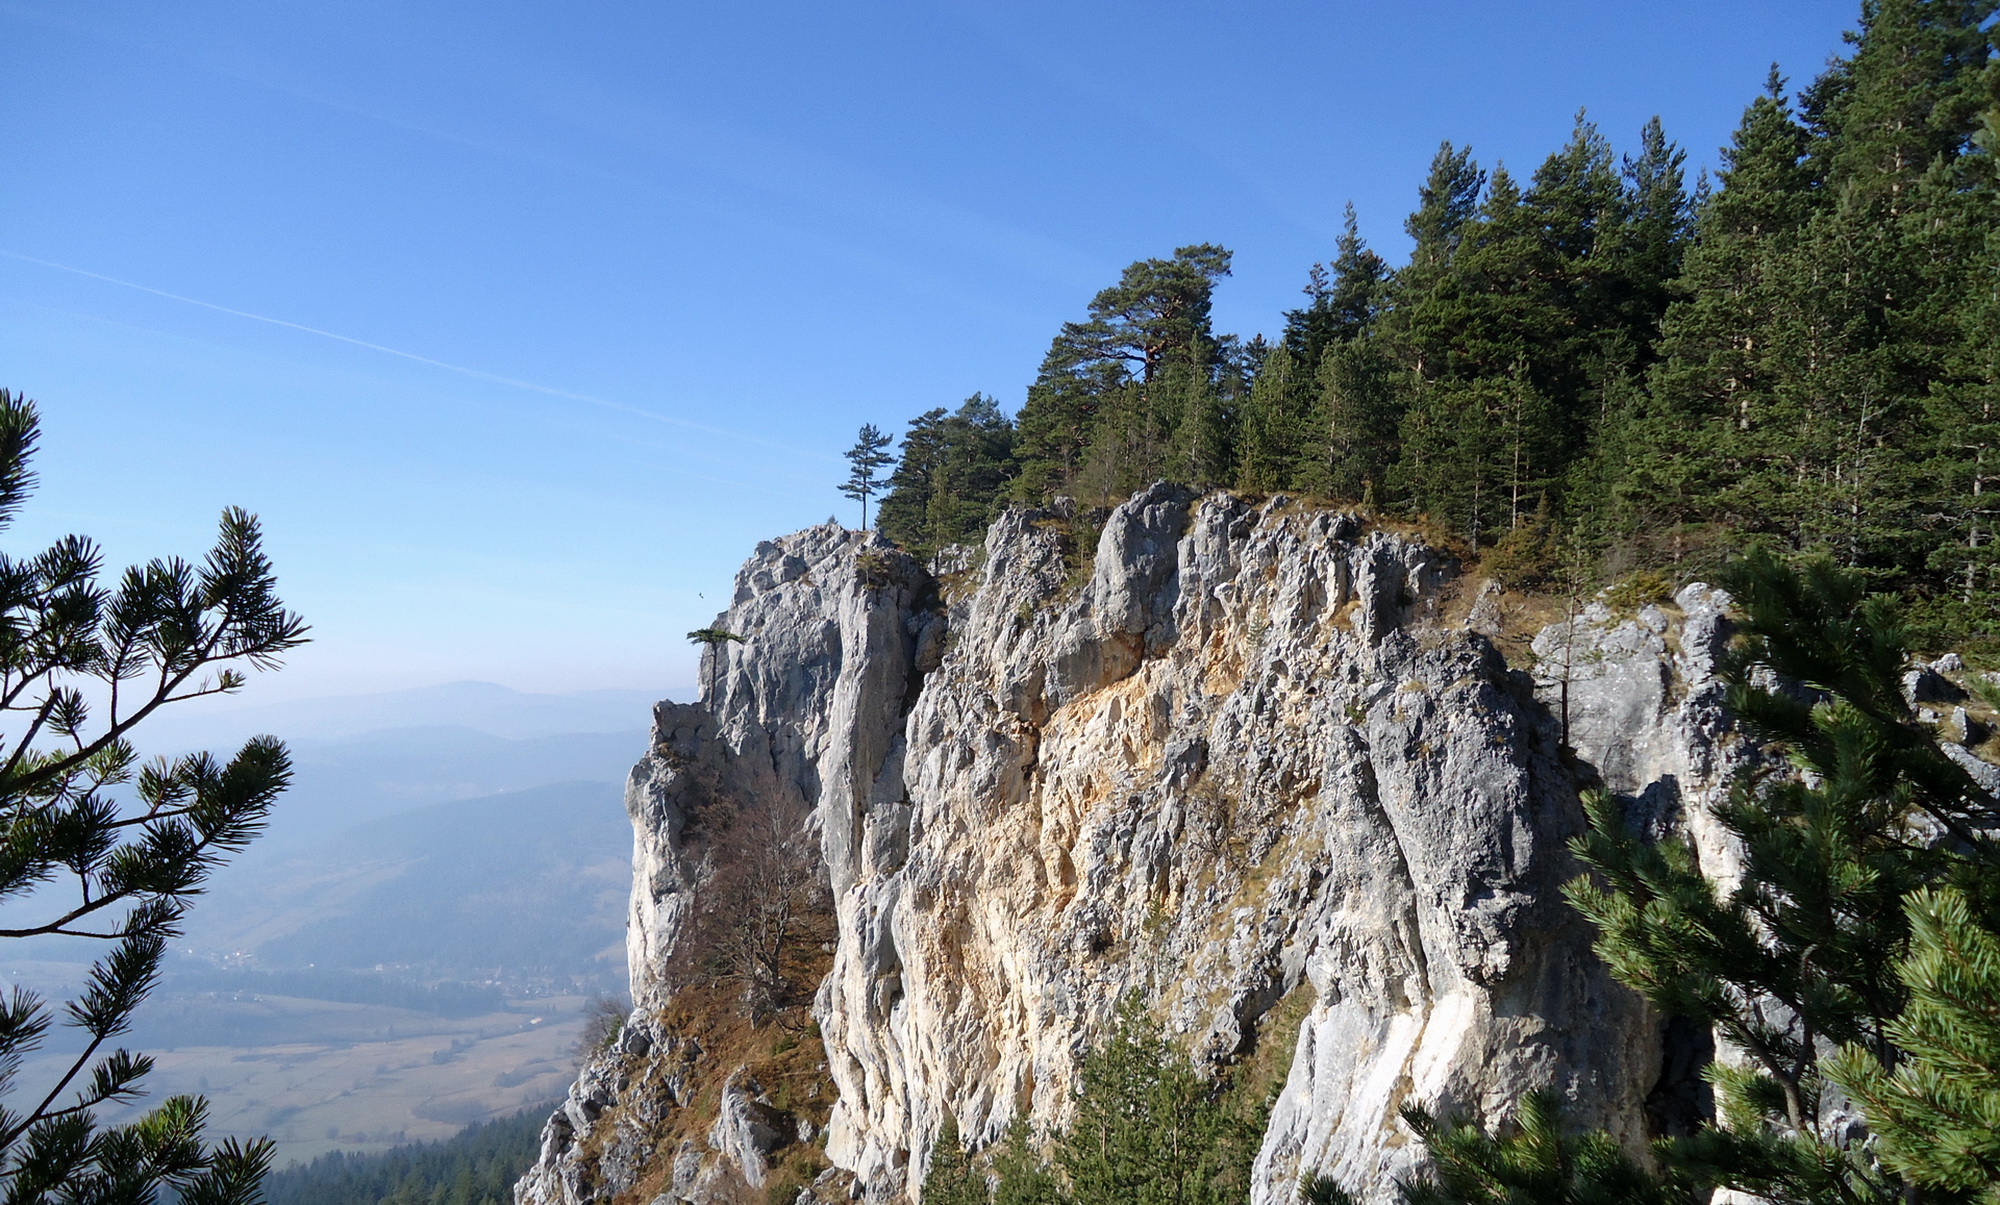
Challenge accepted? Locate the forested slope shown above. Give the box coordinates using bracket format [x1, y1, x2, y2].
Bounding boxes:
[875, 0, 1998, 655]
[263, 1108, 547, 1205]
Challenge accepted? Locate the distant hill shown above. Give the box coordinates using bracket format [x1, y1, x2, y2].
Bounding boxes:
[0, 684, 655, 1164]
[179, 779, 634, 987]
[254, 725, 650, 851]
[134, 679, 670, 751]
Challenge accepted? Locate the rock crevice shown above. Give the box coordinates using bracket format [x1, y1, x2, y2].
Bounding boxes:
[517, 489, 1778, 1205]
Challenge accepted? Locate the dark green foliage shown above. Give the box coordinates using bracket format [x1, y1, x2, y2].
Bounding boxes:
[1397, 550, 2000, 1205]
[989, 1116, 1060, 1205]
[1829, 886, 2000, 1197]
[867, 0, 1999, 658]
[876, 396, 1016, 559]
[1234, 346, 1308, 494]
[921, 1118, 988, 1205]
[841, 424, 895, 529]
[1395, 1090, 1692, 1205]
[1284, 203, 1391, 372]
[1052, 999, 1259, 1205]
[0, 388, 308, 1204]
[1297, 1174, 1358, 1205]
[1553, 551, 2000, 1204]
[260, 1108, 547, 1205]
[1630, 0, 1999, 591]
[1012, 245, 1236, 501]
[962, 1001, 1258, 1205]
[685, 627, 744, 701]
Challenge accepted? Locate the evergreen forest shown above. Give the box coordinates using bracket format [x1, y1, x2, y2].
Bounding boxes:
[871, 0, 2000, 656]
[259, 1108, 548, 1205]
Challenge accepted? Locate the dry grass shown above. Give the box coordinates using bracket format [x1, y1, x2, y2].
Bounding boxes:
[24, 992, 596, 1169]
[584, 924, 840, 1205]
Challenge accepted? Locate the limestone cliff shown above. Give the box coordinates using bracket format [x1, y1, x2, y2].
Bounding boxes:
[516, 486, 1778, 1205]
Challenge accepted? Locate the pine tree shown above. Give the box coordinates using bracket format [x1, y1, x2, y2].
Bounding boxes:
[842, 423, 896, 529]
[685, 627, 744, 701]
[1234, 345, 1305, 494]
[877, 397, 1018, 558]
[990, 1116, 1060, 1205]
[1828, 886, 2000, 1197]
[1562, 551, 1999, 1203]
[922, 1117, 988, 1205]
[0, 389, 307, 1205]
[1053, 998, 1259, 1205]
[1614, 116, 1697, 356]
[1400, 552, 2000, 1205]
[1396, 1090, 1693, 1205]
[1920, 215, 2000, 653]
[1284, 203, 1391, 373]
[1012, 246, 1233, 502]
[1283, 206, 1398, 502]
[1401, 142, 1486, 309]
[1166, 342, 1237, 490]
[1634, 69, 1818, 558]
[1303, 336, 1400, 504]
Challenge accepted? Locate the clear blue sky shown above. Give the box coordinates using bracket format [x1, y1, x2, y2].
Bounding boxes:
[0, 1, 1852, 702]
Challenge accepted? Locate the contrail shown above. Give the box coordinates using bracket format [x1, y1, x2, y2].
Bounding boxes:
[0, 248, 830, 458]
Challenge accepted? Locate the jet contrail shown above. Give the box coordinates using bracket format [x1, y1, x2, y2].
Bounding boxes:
[0, 248, 832, 459]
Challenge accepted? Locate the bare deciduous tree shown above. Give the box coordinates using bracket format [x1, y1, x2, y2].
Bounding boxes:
[674, 794, 828, 1023]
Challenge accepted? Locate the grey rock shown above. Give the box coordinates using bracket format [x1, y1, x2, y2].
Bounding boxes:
[1906, 665, 1967, 705]
[1465, 579, 1504, 637]
[1947, 743, 2000, 797]
[532, 490, 1990, 1205]
[709, 1072, 788, 1188]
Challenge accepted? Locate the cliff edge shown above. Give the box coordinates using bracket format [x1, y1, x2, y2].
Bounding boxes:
[518, 485, 1761, 1205]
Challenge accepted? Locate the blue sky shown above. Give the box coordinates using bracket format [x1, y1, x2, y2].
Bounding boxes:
[0, 1, 1853, 703]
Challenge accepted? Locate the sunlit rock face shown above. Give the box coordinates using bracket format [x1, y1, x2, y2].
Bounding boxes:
[520, 488, 1752, 1205]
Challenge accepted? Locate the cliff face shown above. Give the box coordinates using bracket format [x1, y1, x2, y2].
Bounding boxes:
[518, 486, 1750, 1205]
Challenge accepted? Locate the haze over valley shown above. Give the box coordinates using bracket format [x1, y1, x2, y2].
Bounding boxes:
[4, 682, 656, 1165]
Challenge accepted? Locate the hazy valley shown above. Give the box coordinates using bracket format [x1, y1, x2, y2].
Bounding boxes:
[3, 683, 658, 1167]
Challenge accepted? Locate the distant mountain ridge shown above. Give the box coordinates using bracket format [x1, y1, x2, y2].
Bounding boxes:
[134, 680, 672, 752]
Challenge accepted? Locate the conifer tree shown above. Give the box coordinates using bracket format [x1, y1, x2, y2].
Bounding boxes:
[1284, 204, 1391, 373]
[1828, 886, 2000, 1197]
[0, 389, 308, 1205]
[1282, 206, 1398, 502]
[1304, 337, 1400, 505]
[991, 1116, 1060, 1205]
[842, 424, 896, 528]
[1632, 69, 1818, 556]
[1402, 142, 1486, 303]
[877, 397, 1018, 558]
[1012, 246, 1233, 501]
[1164, 335, 1240, 491]
[1053, 998, 1258, 1205]
[1395, 1090, 1692, 1205]
[922, 1117, 988, 1205]
[1235, 345, 1305, 494]
[685, 627, 744, 701]
[1562, 552, 1998, 1203]
[1399, 551, 1999, 1205]
[1614, 116, 1697, 355]
[1921, 215, 2000, 651]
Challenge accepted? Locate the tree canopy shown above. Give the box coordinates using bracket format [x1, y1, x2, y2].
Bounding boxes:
[861, 0, 1999, 655]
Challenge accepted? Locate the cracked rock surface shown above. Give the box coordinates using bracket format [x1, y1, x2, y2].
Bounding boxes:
[516, 489, 1851, 1205]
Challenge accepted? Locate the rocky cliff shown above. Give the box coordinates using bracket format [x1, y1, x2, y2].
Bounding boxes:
[516, 486, 1795, 1205]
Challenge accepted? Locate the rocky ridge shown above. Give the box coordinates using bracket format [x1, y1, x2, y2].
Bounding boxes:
[514, 485, 1961, 1205]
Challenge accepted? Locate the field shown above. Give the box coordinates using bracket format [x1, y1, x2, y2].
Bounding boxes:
[17, 988, 591, 1168]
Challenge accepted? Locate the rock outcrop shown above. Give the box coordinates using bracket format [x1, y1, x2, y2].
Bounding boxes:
[515, 487, 1831, 1205]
